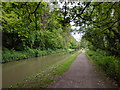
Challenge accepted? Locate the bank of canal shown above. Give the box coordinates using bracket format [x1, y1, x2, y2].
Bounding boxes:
[2, 50, 81, 88]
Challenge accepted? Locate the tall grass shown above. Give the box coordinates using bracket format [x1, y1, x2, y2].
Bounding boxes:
[86, 49, 120, 84]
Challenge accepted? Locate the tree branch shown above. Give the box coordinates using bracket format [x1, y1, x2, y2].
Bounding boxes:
[31, 2, 41, 14]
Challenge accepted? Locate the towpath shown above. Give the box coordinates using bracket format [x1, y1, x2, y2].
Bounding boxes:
[50, 50, 116, 88]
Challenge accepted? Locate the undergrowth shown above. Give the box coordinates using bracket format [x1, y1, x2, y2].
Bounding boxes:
[2, 48, 67, 63]
[86, 49, 120, 84]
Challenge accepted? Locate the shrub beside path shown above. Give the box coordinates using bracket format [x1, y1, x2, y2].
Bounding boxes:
[50, 50, 117, 88]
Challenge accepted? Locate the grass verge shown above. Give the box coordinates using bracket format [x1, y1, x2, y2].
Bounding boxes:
[10, 50, 82, 88]
[86, 49, 120, 86]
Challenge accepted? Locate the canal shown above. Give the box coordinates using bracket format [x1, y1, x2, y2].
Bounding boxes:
[2, 52, 72, 88]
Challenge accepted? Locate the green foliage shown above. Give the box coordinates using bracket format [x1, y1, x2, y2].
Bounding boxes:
[80, 38, 89, 49]
[86, 49, 120, 83]
[2, 2, 79, 63]
[82, 2, 120, 57]
[60, 2, 120, 57]
[2, 48, 65, 63]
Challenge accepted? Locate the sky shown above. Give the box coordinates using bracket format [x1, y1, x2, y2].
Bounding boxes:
[70, 22, 82, 42]
[50, 2, 83, 42]
[71, 32, 83, 42]
[58, 2, 83, 42]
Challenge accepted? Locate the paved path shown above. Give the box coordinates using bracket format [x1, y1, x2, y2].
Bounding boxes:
[50, 50, 116, 88]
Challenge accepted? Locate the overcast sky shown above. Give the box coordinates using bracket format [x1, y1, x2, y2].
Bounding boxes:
[58, 2, 83, 42]
[70, 22, 82, 42]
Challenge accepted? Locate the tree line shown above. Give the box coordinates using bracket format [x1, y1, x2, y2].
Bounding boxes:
[2, 2, 79, 51]
[2, 2, 120, 63]
[59, 2, 120, 57]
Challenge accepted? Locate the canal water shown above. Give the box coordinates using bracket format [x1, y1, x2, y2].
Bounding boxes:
[2, 52, 71, 88]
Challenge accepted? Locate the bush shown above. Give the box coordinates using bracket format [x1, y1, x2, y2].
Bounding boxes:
[2, 48, 67, 63]
[86, 49, 120, 83]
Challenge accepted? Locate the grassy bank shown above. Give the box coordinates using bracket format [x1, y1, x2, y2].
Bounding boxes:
[10, 50, 82, 88]
[2, 48, 75, 63]
[86, 49, 120, 85]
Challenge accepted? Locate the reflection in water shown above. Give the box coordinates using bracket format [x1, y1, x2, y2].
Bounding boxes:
[2, 52, 69, 88]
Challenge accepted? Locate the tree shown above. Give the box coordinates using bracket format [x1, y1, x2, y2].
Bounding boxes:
[59, 2, 120, 57]
[2, 2, 79, 51]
